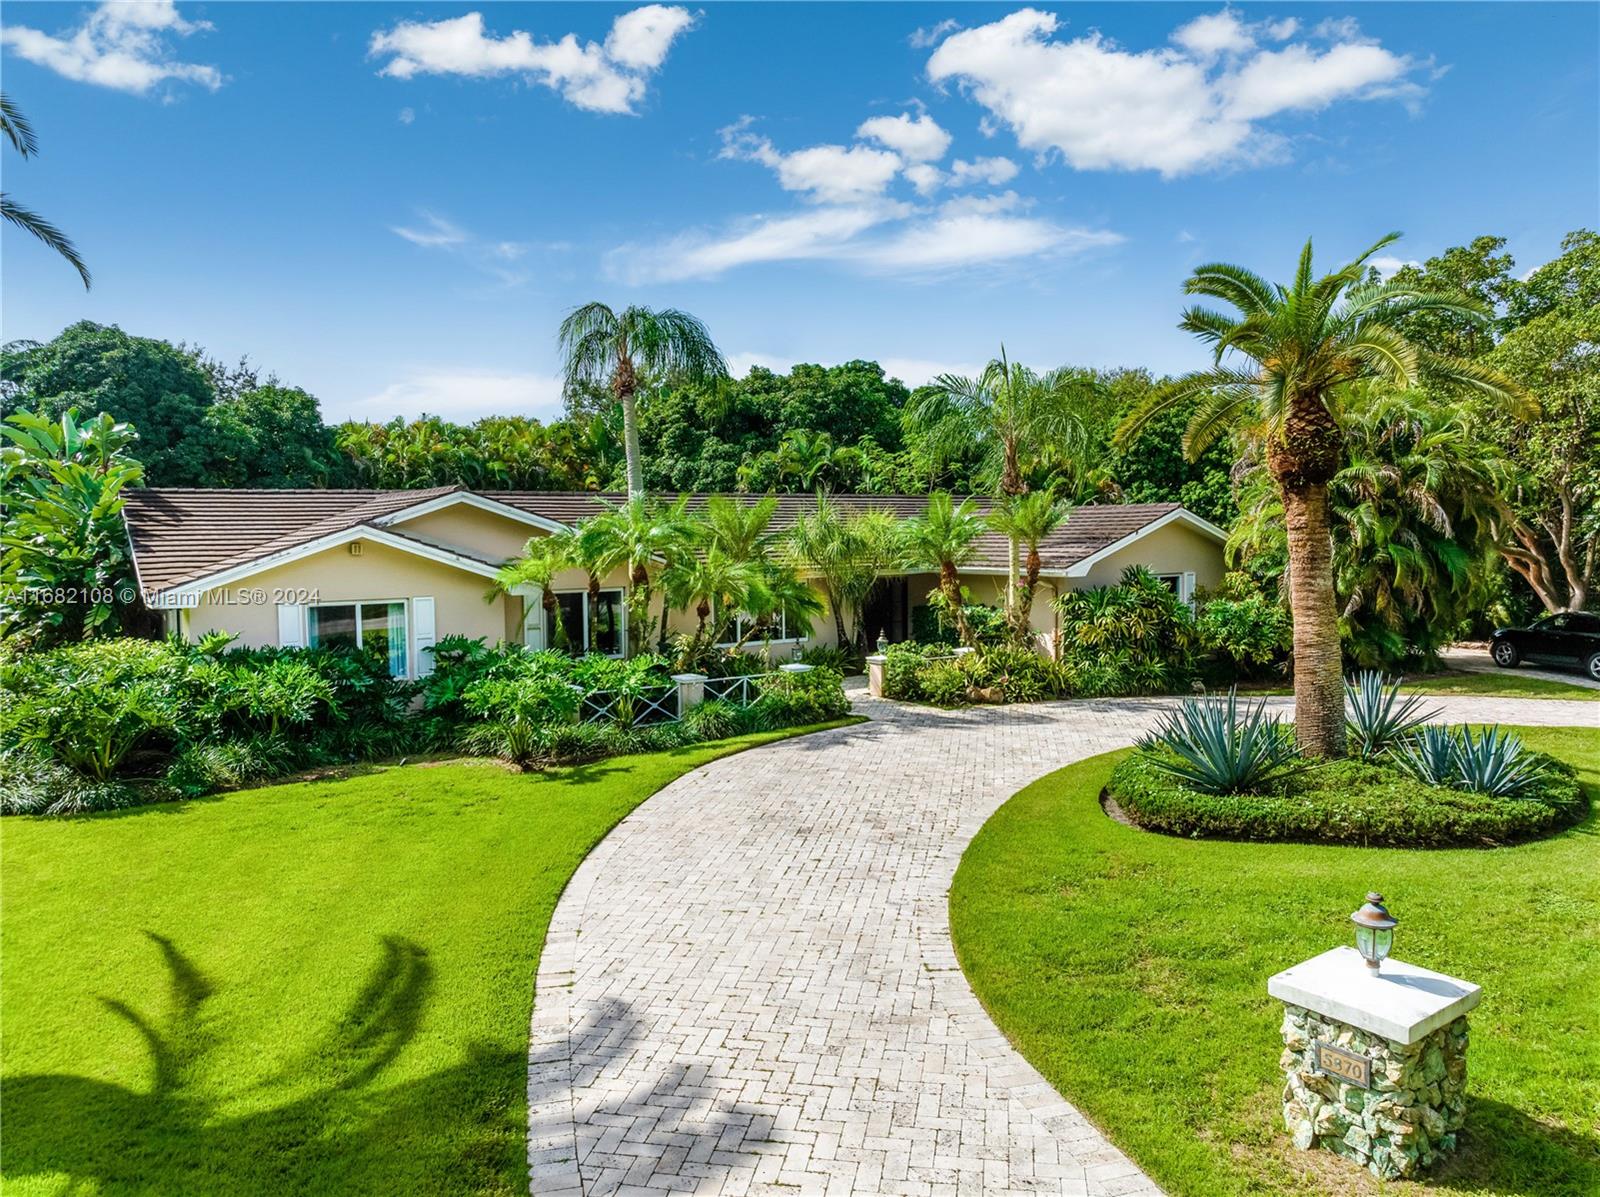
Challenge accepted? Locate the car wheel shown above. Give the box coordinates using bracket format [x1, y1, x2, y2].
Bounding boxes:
[1492, 641, 1520, 668]
[1588, 652, 1600, 683]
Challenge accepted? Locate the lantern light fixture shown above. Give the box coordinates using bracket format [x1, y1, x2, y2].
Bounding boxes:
[1351, 892, 1398, 973]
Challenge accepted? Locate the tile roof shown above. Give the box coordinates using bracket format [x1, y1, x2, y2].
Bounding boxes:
[122, 486, 1196, 595]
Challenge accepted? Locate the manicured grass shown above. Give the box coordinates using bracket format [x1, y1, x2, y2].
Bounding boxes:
[949, 726, 1599, 1197]
[0, 721, 855, 1196]
[1399, 669, 1599, 701]
[1238, 670, 1599, 701]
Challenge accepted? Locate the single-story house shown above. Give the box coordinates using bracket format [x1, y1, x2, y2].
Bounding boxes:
[122, 487, 1227, 676]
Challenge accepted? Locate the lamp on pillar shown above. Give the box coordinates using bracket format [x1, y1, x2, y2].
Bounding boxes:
[1350, 892, 1397, 974]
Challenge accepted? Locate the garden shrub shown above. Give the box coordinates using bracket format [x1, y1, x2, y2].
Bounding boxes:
[751, 666, 850, 726]
[882, 642, 954, 701]
[961, 643, 1066, 704]
[1194, 574, 1291, 678]
[1107, 750, 1584, 847]
[919, 660, 969, 707]
[1056, 567, 1198, 696]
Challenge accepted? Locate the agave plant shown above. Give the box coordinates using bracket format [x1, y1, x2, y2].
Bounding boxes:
[1344, 670, 1440, 761]
[1136, 688, 1302, 795]
[1393, 724, 1459, 787]
[1451, 726, 1546, 797]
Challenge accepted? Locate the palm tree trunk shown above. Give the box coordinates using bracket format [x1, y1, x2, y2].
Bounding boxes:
[1282, 483, 1345, 757]
[614, 358, 645, 501]
[941, 562, 973, 646]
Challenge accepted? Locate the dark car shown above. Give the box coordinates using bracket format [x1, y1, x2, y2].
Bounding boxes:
[1490, 611, 1600, 680]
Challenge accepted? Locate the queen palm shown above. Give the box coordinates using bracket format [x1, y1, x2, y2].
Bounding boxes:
[494, 535, 573, 651]
[558, 303, 727, 500]
[908, 349, 1089, 609]
[902, 491, 986, 646]
[986, 490, 1070, 641]
[1116, 234, 1524, 756]
[1, 94, 90, 289]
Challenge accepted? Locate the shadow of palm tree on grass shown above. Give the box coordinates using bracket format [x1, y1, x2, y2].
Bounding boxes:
[3, 932, 528, 1196]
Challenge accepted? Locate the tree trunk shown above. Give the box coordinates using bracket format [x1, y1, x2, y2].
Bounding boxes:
[1282, 483, 1345, 757]
[941, 561, 973, 646]
[1013, 547, 1041, 644]
[1001, 444, 1023, 613]
[541, 590, 568, 651]
[614, 358, 645, 501]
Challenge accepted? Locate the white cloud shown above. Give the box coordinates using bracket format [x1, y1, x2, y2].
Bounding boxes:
[1173, 10, 1255, 58]
[398, 106, 416, 125]
[608, 204, 903, 283]
[607, 192, 1117, 283]
[368, 6, 696, 114]
[948, 156, 1019, 187]
[1264, 18, 1300, 41]
[903, 163, 945, 196]
[390, 211, 543, 284]
[351, 369, 565, 422]
[392, 213, 470, 248]
[1369, 255, 1421, 279]
[605, 4, 697, 70]
[925, 8, 1422, 176]
[0, 0, 221, 94]
[909, 19, 962, 50]
[720, 120, 905, 204]
[856, 111, 952, 161]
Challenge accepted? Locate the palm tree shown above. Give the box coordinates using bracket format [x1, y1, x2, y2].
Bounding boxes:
[901, 491, 986, 647]
[557, 303, 727, 500]
[700, 493, 780, 563]
[1, 94, 90, 289]
[774, 429, 837, 493]
[663, 544, 761, 644]
[986, 490, 1070, 642]
[494, 535, 573, 651]
[907, 349, 1089, 608]
[1115, 234, 1524, 756]
[580, 495, 696, 655]
[785, 497, 901, 651]
[1227, 385, 1512, 668]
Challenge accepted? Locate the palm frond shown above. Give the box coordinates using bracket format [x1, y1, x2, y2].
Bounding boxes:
[0, 93, 39, 157]
[1, 195, 90, 289]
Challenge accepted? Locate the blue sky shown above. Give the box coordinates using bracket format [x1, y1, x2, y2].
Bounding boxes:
[3, 1, 1595, 423]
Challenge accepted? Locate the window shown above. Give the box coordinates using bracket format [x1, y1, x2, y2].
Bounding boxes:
[717, 607, 804, 647]
[545, 589, 626, 656]
[307, 601, 408, 676]
[1155, 572, 1197, 609]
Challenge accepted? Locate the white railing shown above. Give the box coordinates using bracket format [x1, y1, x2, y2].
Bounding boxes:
[577, 681, 680, 727]
[575, 665, 811, 727]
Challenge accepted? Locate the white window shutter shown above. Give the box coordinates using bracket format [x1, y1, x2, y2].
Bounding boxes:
[522, 588, 546, 651]
[411, 596, 436, 677]
[277, 603, 306, 648]
[1182, 572, 1197, 607]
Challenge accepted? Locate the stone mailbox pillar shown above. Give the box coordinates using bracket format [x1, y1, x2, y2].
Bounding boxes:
[865, 654, 887, 698]
[1268, 947, 1481, 1180]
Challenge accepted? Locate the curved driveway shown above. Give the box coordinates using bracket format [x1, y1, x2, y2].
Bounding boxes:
[527, 692, 1594, 1197]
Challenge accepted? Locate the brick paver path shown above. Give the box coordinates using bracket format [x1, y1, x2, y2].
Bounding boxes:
[528, 693, 1596, 1196]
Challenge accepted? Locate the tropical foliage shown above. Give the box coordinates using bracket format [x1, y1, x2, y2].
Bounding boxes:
[1, 409, 146, 646]
[1115, 233, 1525, 756]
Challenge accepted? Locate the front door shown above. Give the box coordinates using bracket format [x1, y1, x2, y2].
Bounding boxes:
[862, 577, 909, 648]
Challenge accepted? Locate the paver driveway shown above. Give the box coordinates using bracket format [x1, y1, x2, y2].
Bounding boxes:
[527, 693, 1596, 1197]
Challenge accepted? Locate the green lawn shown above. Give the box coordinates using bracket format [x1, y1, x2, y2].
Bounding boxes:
[949, 726, 1599, 1197]
[0, 721, 854, 1197]
[1239, 669, 1599, 701]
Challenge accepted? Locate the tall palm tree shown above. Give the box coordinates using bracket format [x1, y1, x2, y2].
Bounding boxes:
[907, 349, 1089, 608]
[902, 491, 986, 647]
[558, 303, 727, 500]
[1, 94, 90, 289]
[1116, 234, 1524, 756]
[986, 490, 1070, 641]
[494, 534, 573, 651]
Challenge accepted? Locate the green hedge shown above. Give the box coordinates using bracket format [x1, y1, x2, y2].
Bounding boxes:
[1107, 751, 1586, 848]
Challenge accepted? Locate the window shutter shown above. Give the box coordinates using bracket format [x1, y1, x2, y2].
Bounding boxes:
[1182, 572, 1197, 607]
[522, 588, 546, 651]
[277, 603, 306, 648]
[411, 596, 436, 677]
